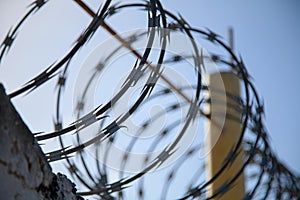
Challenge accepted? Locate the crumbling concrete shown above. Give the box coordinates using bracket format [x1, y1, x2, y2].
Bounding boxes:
[0, 84, 83, 200]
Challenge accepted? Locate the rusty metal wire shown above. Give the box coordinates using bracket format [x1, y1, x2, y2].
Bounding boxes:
[1, 0, 299, 199]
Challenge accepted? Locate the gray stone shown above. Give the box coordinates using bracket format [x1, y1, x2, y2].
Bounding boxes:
[0, 84, 83, 200]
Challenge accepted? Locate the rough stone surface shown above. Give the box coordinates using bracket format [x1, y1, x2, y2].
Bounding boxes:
[0, 84, 83, 200]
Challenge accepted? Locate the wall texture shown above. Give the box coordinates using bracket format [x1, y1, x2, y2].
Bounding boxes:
[0, 84, 83, 200]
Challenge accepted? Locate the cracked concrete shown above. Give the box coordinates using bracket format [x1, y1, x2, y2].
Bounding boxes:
[0, 84, 83, 200]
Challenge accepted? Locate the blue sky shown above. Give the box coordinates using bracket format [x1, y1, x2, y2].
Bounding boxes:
[158, 0, 300, 173]
[0, 0, 299, 197]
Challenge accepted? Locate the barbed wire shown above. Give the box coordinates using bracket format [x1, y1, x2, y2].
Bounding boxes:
[1, 0, 299, 199]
